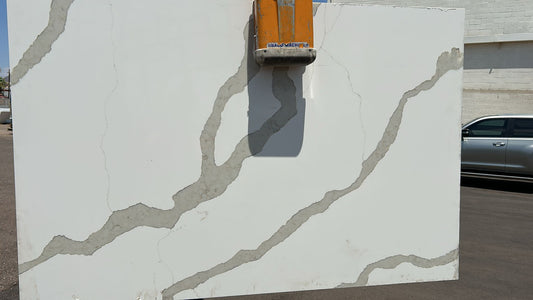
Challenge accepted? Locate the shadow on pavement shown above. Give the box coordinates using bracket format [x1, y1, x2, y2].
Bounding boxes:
[461, 176, 533, 194]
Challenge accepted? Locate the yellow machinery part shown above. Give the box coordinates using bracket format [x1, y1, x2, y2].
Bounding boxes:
[254, 0, 316, 66]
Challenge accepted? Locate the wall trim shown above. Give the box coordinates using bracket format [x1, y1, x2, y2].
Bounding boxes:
[465, 33, 533, 44]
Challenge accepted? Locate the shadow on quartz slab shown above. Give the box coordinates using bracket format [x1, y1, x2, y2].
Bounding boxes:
[246, 18, 306, 157]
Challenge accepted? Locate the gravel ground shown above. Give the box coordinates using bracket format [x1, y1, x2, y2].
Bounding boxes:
[0, 124, 18, 299]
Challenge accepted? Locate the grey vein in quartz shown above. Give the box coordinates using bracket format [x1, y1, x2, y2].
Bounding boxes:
[19, 20, 299, 274]
[11, 0, 75, 85]
[337, 249, 459, 288]
[313, 3, 322, 16]
[161, 48, 464, 299]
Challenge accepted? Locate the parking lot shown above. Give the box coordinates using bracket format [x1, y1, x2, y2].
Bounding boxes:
[1, 123, 532, 299]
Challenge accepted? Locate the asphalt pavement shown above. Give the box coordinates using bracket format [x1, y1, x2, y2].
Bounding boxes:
[0, 124, 18, 299]
[1, 124, 532, 299]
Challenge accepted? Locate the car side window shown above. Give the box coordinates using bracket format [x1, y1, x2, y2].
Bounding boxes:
[511, 118, 533, 138]
[467, 118, 507, 137]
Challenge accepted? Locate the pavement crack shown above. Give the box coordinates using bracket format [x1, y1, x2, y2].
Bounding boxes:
[337, 248, 459, 288]
[11, 0, 75, 85]
[160, 48, 463, 299]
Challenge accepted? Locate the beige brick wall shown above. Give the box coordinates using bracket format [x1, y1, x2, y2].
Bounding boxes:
[463, 90, 533, 123]
[333, 0, 533, 38]
[462, 41, 533, 123]
[464, 69, 533, 91]
[462, 67, 533, 123]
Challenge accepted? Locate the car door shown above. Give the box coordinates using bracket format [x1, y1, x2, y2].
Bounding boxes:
[462, 118, 509, 173]
[505, 118, 533, 176]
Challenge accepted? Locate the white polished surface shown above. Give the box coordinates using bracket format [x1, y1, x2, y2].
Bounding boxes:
[8, 1, 464, 299]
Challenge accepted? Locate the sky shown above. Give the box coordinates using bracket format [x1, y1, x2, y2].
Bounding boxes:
[0, 0, 8, 78]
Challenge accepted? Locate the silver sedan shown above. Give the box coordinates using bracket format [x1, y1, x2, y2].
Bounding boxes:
[461, 115, 533, 182]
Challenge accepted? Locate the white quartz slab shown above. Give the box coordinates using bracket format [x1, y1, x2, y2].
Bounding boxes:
[8, 1, 464, 299]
